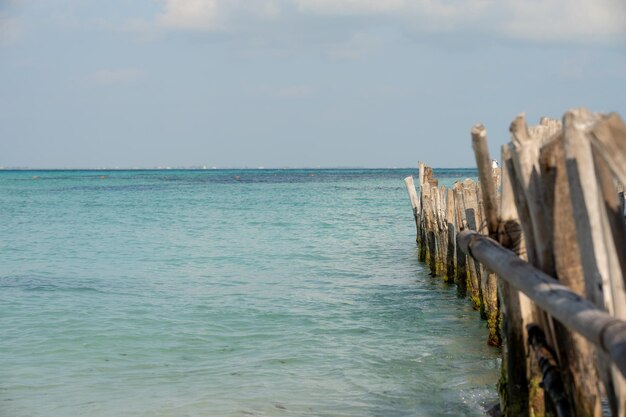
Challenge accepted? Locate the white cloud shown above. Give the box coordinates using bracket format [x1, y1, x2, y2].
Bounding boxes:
[297, 0, 407, 15]
[155, 0, 283, 31]
[88, 69, 144, 85]
[157, 0, 218, 30]
[501, 0, 626, 42]
[150, 0, 625, 44]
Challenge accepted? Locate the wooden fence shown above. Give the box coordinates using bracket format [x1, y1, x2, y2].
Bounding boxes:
[404, 108, 626, 417]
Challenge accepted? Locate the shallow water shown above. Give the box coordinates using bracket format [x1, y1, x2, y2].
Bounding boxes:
[0, 169, 498, 417]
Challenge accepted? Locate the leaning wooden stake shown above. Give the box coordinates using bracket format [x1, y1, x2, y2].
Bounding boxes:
[498, 144, 532, 417]
[404, 176, 420, 243]
[590, 113, 626, 187]
[539, 133, 602, 417]
[509, 115, 563, 416]
[471, 123, 500, 346]
[563, 108, 626, 417]
[471, 124, 499, 238]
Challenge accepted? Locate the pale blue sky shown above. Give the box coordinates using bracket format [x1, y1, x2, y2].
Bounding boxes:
[1, 0, 625, 168]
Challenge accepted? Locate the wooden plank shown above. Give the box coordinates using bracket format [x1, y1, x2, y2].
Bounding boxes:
[404, 176, 419, 215]
[590, 113, 626, 187]
[453, 181, 468, 297]
[497, 144, 532, 417]
[563, 108, 626, 417]
[404, 176, 420, 244]
[418, 161, 425, 194]
[433, 186, 447, 278]
[423, 167, 439, 275]
[509, 113, 559, 273]
[503, 133, 550, 417]
[539, 134, 602, 417]
[446, 188, 456, 283]
[421, 166, 434, 269]
[509, 114, 562, 372]
[462, 178, 482, 310]
[471, 123, 499, 237]
[457, 230, 626, 380]
[435, 185, 447, 277]
[470, 123, 500, 344]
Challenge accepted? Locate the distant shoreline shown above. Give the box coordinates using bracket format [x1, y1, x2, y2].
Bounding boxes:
[0, 167, 477, 172]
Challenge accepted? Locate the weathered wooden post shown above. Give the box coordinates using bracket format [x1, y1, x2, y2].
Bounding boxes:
[470, 123, 500, 346]
[445, 188, 456, 283]
[453, 181, 468, 297]
[404, 175, 420, 243]
[509, 115, 568, 417]
[421, 166, 438, 274]
[497, 144, 533, 417]
[461, 178, 482, 310]
[408, 108, 626, 417]
[433, 185, 446, 276]
[563, 108, 626, 417]
[539, 131, 603, 417]
[471, 124, 499, 237]
[417, 162, 427, 262]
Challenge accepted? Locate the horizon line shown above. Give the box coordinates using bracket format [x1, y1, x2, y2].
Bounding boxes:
[0, 166, 478, 171]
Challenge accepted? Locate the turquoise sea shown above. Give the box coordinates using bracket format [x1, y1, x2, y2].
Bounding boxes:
[0, 169, 498, 417]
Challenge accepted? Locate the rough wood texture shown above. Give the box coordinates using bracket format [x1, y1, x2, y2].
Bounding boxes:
[437, 185, 449, 277]
[404, 108, 626, 417]
[539, 134, 602, 417]
[590, 113, 626, 187]
[446, 188, 456, 282]
[472, 123, 499, 238]
[453, 181, 468, 297]
[457, 230, 626, 380]
[497, 144, 531, 417]
[462, 179, 482, 310]
[509, 113, 558, 273]
[509, 115, 563, 416]
[404, 176, 420, 243]
[470, 123, 500, 346]
[562, 108, 626, 417]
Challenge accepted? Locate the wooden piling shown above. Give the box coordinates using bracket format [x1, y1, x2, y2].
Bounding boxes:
[563, 108, 626, 417]
[471, 123, 501, 346]
[445, 188, 456, 283]
[498, 144, 532, 417]
[539, 132, 602, 417]
[462, 178, 483, 310]
[404, 107, 626, 417]
[453, 181, 468, 297]
[404, 175, 420, 244]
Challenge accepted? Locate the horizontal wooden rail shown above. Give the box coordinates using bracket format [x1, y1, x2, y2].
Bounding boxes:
[458, 230, 626, 378]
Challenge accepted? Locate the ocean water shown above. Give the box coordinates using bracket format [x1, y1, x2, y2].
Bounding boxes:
[0, 169, 497, 417]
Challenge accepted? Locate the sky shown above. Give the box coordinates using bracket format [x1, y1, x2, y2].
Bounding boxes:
[1, 0, 625, 168]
